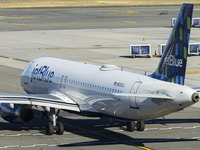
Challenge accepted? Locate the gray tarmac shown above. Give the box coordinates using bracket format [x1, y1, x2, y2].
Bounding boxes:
[0, 5, 199, 30]
[0, 5, 200, 150]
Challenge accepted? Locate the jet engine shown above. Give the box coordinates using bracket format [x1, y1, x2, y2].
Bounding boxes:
[0, 103, 34, 123]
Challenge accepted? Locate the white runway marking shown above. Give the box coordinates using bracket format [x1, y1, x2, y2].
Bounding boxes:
[6, 145, 20, 148]
[0, 137, 199, 149]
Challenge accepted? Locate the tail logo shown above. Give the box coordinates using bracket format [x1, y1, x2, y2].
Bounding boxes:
[163, 55, 183, 68]
[150, 3, 193, 85]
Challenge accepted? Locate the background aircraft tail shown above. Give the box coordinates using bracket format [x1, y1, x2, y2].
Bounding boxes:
[150, 3, 193, 85]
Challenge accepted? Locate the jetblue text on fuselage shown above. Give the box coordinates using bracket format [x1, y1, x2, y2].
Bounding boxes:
[31, 64, 54, 83]
[163, 55, 183, 67]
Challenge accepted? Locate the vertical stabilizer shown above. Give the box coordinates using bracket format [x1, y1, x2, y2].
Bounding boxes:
[151, 3, 193, 85]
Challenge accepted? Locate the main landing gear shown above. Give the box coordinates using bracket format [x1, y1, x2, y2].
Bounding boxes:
[44, 108, 64, 135]
[127, 121, 145, 132]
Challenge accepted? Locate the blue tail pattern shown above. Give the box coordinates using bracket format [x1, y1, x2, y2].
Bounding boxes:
[150, 3, 193, 85]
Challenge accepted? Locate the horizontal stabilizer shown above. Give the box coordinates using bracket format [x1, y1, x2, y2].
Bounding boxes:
[112, 93, 173, 100]
[192, 87, 200, 95]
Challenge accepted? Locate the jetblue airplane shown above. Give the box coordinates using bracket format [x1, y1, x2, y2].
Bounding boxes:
[0, 3, 199, 135]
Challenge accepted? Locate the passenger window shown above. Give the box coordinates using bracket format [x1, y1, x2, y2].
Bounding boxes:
[63, 76, 67, 88]
[60, 75, 64, 88]
[107, 88, 109, 93]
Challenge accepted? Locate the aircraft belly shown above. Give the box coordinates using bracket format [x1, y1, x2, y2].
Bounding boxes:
[135, 98, 178, 120]
[66, 89, 176, 120]
[93, 96, 176, 120]
[84, 95, 139, 120]
[92, 100, 133, 119]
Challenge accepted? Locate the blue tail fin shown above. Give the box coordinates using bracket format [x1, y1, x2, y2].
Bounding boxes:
[150, 3, 193, 85]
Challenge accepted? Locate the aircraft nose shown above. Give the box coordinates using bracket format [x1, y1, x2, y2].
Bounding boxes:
[191, 92, 199, 103]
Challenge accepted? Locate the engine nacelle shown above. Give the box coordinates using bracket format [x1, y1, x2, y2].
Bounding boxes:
[0, 103, 34, 124]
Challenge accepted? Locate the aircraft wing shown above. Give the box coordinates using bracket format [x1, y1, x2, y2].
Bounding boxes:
[111, 93, 173, 100]
[0, 93, 80, 112]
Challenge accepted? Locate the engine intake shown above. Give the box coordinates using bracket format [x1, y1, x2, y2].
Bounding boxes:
[0, 103, 34, 124]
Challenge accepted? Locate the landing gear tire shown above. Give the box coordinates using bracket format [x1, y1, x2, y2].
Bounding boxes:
[46, 122, 54, 135]
[56, 122, 64, 135]
[127, 121, 135, 132]
[136, 121, 145, 131]
[44, 108, 64, 135]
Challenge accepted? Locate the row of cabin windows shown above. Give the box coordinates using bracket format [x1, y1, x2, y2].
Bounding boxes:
[59, 75, 122, 93]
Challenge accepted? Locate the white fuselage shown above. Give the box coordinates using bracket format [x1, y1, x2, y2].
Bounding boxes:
[21, 57, 197, 121]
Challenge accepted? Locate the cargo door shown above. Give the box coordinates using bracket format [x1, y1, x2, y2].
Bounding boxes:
[129, 80, 142, 109]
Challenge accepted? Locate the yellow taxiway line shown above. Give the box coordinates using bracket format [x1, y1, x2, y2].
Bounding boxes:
[11, 23, 27, 26]
[123, 21, 136, 24]
[186, 71, 200, 74]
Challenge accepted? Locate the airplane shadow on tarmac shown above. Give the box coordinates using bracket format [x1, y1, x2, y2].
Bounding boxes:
[0, 110, 199, 148]
[57, 116, 199, 148]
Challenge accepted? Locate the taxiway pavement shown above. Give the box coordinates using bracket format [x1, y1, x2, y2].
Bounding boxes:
[0, 5, 200, 150]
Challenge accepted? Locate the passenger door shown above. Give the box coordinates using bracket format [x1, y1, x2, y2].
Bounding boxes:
[129, 80, 142, 109]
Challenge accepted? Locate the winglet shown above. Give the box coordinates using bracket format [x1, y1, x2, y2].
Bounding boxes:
[150, 3, 193, 85]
